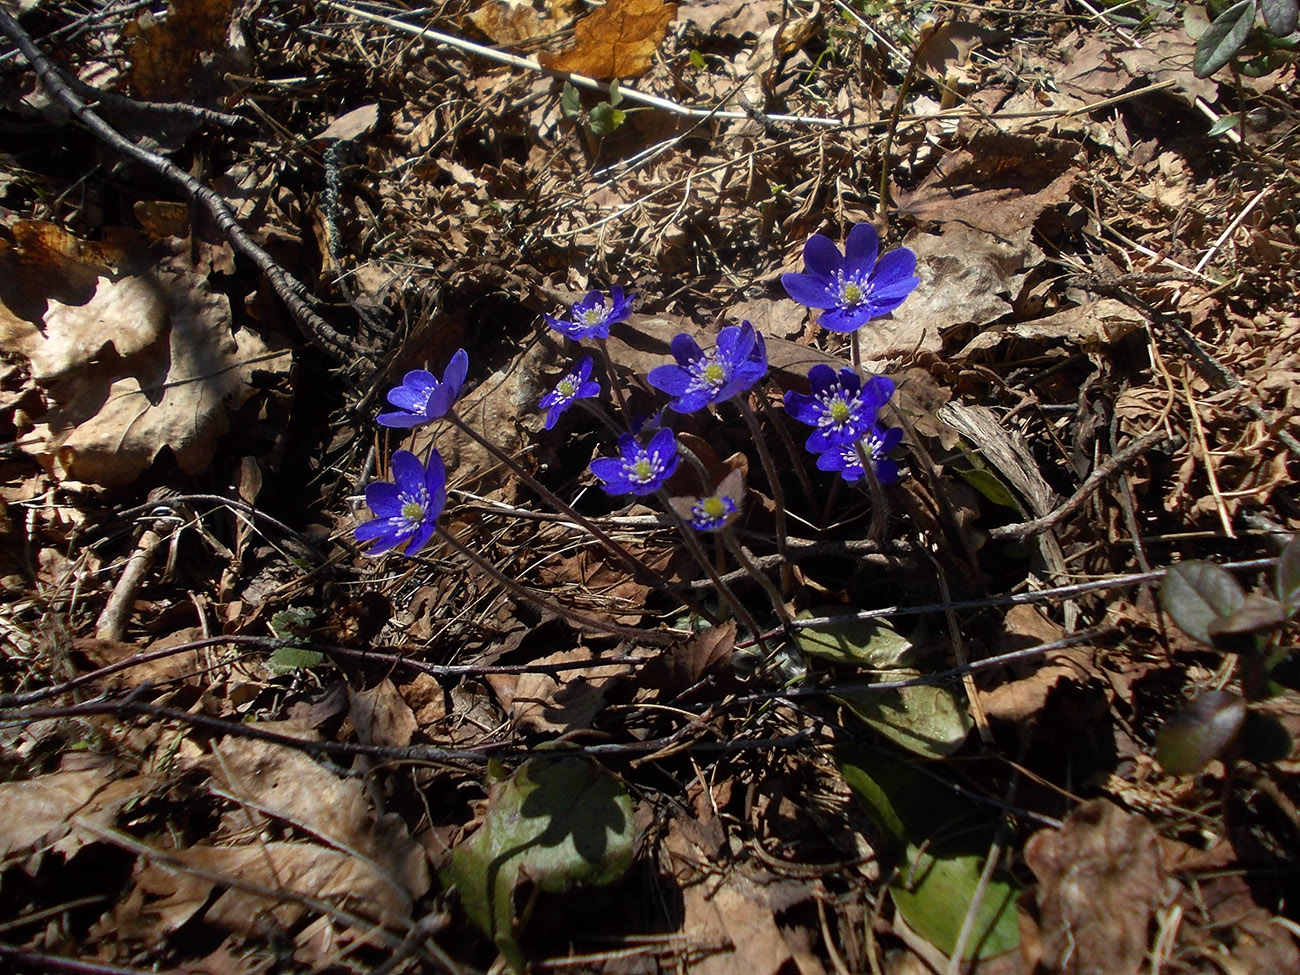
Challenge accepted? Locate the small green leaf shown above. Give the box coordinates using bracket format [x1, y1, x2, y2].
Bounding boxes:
[1194, 0, 1257, 77]
[1156, 691, 1247, 774]
[560, 81, 582, 118]
[441, 758, 633, 972]
[267, 607, 326, 675]
[689, 48, 706, 69]
[267, 645, 327, 675]
[607, 78, 622, 107]
[834, 747, 1021, 961]
[794, 609, 915, 667]
[1206, 114, 1241, 136]
[588, 102, 626, 136]
[1159, 561, 1246, 645]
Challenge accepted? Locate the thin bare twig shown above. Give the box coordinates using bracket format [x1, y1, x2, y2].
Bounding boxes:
[986, 426, 1178, 541]
[0, 8, 360, 361]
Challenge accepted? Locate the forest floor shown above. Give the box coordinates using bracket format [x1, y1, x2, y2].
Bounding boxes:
[2, 0, 1300, 972]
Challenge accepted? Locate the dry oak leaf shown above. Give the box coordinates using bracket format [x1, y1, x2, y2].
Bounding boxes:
[126, 0, 233, 99]
[0, 222, 290, 486]
[539, 0, 677, 79]
[1025, 799, 1166, 975]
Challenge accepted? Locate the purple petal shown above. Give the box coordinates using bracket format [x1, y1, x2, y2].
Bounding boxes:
[424, 449, 447, 520]
[576, 379, 601, 399]
[862, 375, 896, 408]
[818, 304, 876, 333]
[784, 390, 821, 427]
[802, 233, 844, 277]
[364, 482, 402, 516]
[871, 247, 918, 286]
[843, 223, 880, 276]
[648, 364, 693, 397]
[376, 410, 429, 429]
[355, 517, 402, 542]
[646, 427, 677, 461]
[441, 349, 469, 392]
[401, 522, 436, 556]
[805, 364, 838, 396]
[781, 272, 837, 309]
[391, 450, 426, 494]
[668, 332, 705, 367]
[573, 356, 594, 381]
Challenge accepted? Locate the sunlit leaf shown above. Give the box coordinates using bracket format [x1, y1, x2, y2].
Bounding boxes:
[1260, 0, 1299, 35]
[1156, 691, 1247, 775]
[838, 680, 972, 759]
[1159, 561, 1246, 645]
[835, 747, 1020, 961]
[1194, 0, 1257, 77]
[441, 758, 633, 972]
[794, 610, 915, 667]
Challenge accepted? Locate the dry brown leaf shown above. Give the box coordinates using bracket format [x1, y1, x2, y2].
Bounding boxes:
[0, 768, 153, 870]
[857, 225, 1043, 361]
[0, 222, 291, 486]
[539, 0, 677, 79]
[349, 678, 419, 748]
[978, 606, 1095, 724]
[487, 647, 636, 734]
[130, 840, 414, 934]
[956, 299, 1146, 359]
[639, 620, 736, 700]
[896, 132, 1078, 236]
[1024, 799, 1165, 975]
[675, 0, 775, 37]
[200, 736, 428, 903]
[470, 0, 578, 46]
[127, 0, 233, 99]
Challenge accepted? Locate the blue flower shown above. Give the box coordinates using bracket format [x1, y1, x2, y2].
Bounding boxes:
[781, 223, 920, 333]
[647, 321, 768, 413]
[539, 356, 601, 430]
[669, 469, 745, 531]
[816, 425, 905, 484]
[544, 287, 631, 341]
[377, 349, 469, 428]
[589, 427, 680, 496]
[354, 449, 447, 556]
[784, 365, 895, 453]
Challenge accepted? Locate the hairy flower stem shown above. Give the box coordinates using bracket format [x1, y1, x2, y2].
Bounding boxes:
[446, 410, 718, 624]
[736, 397, 792, 595]
[595, 338, 632, 430]
[852, 331, 889, 543]
[658, 491, 771, 655]
[758, 391, 816, 507]
[721, 526, 794, 630]
[435, 527, 675, 645]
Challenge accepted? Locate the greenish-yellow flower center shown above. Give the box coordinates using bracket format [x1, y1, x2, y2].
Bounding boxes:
[582, 305, 607, 325]
[828, 398, 852, 424]
[703, 361, 726, 386]
[631, 458, 654, 482]
[840, 282, 863, 306]
[401, 500, 426, 523]
[702, 496, 728, 519]
[558, 379, 576, 397]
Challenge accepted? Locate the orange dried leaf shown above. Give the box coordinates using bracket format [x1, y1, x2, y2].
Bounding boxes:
[539, 0, 677, 80]
[127, 0, 233, 99]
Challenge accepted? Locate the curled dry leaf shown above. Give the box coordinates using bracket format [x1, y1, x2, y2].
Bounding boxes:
[0, 221, 291, 486]
[539, 0, 677, 79]
[1024, 799, 1166, 975]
